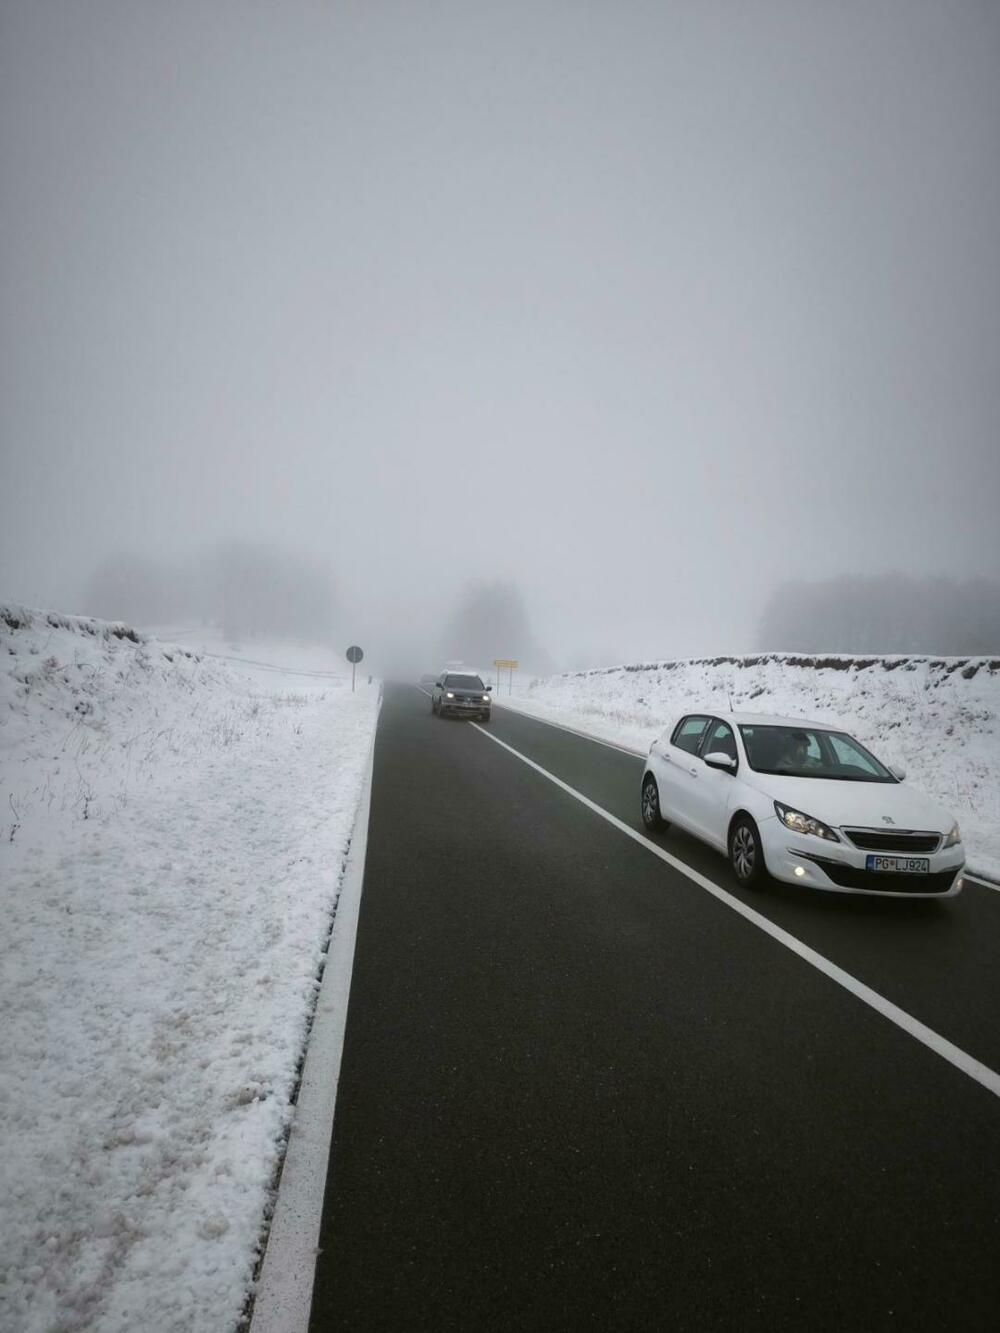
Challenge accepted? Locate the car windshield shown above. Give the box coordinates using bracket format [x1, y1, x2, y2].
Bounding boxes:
[738, 725, 895, 782]
[445, 674, 485, 690]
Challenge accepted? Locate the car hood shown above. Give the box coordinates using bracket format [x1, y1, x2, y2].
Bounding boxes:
[748, 772, 953, 832]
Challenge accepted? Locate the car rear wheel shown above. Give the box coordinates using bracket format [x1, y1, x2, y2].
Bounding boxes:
[641, 774, 667, 832]
[729, 815, 767, 889]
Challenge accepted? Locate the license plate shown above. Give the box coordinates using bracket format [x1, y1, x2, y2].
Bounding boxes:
[866, 854, 930, 874]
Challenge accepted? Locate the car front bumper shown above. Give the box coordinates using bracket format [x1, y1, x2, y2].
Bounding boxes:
[759, 819, 964, 897]
[441, 699, 491, 717]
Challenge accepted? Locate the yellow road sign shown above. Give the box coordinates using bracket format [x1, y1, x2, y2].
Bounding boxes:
[494, 658, 518, 668]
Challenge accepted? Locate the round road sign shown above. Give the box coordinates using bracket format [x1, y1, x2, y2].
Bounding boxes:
[346, 645, 364, 664]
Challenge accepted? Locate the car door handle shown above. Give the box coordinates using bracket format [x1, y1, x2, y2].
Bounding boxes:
[688, 767, 699, 777]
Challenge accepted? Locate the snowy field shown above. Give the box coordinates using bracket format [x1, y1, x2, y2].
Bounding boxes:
[498, 653, 1000, 883]
[0, 606, 379, 1332]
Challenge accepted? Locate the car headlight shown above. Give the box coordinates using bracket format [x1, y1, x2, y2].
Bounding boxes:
[943, 822, 962, 848]
[481, 694, 490, 702]
[445, 692, 454, 699]
[774, 801, 841, 842]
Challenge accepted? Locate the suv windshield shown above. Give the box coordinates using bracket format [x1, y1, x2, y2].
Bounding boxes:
[444, 674, 485, 690]
[739, 725, 895, 782]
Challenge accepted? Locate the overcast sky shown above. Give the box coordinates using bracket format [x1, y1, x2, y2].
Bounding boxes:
[2, 0, 998, 665]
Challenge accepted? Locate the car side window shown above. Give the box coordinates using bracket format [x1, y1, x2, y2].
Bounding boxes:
[702, 719, 737, 763]
[671, 715, 710, 755]
[828, 733, 881, 777]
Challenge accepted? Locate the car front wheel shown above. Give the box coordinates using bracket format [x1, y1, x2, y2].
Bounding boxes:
[729, 815, 767, 889]
[641, 774, 668, 832]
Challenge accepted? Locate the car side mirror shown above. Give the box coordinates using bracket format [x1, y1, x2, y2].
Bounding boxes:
[486, 685, 492, 692]
[889, 763, 906, 782]
[703, 751, 737, 773]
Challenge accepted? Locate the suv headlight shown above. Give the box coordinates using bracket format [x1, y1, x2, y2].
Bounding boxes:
[482, 694, 490, 702]
[774, 801, 841, 842]
[445, 692, 455, 699]
[943, 822, 962, 848]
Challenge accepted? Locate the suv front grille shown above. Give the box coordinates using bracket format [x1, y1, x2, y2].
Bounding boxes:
[843, 828, 941, 854]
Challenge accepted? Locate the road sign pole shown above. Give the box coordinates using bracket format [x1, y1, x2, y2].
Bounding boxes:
[346, 645, 364, 693]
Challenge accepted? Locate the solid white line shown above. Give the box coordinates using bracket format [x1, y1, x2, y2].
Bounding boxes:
[428, 684, 999, 893]
[492, 698, 647, 757]
[250, 713, 380, 1333]
[469, 722, 1000, 1101]
[966, 872, 1000, 894]
[417, 684, 643, 758]
[485, 702, 1000, 896]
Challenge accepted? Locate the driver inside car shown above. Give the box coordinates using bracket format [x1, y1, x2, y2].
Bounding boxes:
[779, 731, 819, 772]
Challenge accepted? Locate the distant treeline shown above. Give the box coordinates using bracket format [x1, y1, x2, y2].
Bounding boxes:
[759, 574, 1000, 655]
[438, 581, 553, 676]
[84, 541, 338, 642]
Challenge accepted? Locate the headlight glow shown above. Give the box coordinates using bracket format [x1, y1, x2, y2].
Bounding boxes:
[445, 692, 455, 699]
[482, 694, 490, 701]
[943, 822, 962, 848]
[774, 801, 841, 842]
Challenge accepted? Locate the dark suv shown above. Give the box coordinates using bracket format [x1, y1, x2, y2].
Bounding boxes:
[432, 672, 492, 721]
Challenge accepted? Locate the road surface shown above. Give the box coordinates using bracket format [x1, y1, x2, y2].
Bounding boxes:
[307, 683, 1000, 1330]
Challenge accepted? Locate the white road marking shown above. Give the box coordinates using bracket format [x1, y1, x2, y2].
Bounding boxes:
[470, 722, 1000, 1101]
[250, 714, 380, 1333]
[484, 699, 1000, 896]
[965, 871, 1000, 894]
[492, 699, 646, 757]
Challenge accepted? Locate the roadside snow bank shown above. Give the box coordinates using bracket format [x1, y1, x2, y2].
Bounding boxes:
[0, 605, 379, 1332]
[501, 653, 1000, 882]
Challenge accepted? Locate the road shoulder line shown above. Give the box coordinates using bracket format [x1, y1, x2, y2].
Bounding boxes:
[490, 699, 1000, 894]
[493, 698, 647, 757]
[250, 709, 380, 1332]
[471, 722, 1000, 1101]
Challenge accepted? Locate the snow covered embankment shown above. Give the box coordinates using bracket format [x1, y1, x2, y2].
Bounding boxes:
[502, 653, 1000, 883]
[0, 606, 379, 1332]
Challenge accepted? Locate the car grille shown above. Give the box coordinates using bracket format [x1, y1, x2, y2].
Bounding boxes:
[811, 862, 957, 894]
[842, 828, 941, 853]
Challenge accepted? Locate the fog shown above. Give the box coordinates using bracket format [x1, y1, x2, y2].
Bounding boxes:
[2, 1, 999, 673]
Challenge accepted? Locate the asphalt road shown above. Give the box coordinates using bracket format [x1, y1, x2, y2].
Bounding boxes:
[308, 683, 1000, 1331]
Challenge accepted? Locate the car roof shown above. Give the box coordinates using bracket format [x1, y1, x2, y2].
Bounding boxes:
[682, 711, 840, 731]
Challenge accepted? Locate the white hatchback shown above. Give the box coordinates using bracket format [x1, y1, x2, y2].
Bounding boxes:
[640, 712, 964, 897]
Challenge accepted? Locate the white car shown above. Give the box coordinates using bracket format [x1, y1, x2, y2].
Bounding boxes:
[640, 712, 964, 897]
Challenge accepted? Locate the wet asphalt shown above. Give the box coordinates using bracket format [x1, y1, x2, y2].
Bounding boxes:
[308, 683, 1000, 1331]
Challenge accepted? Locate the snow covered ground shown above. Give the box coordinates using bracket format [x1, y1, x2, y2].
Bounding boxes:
[498, 653, 1000, 883]
[0, 606, 379, 1332]
[143, 624, 358, 688]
